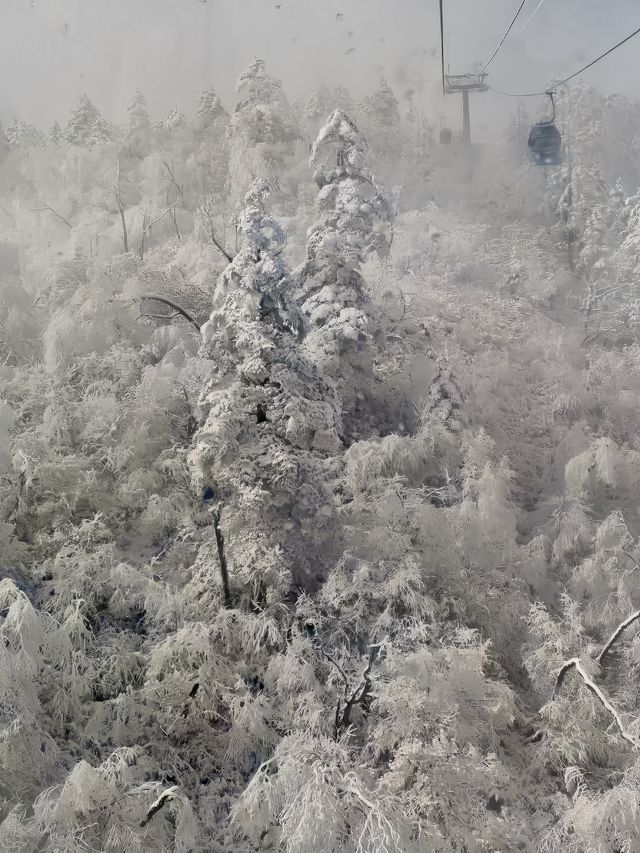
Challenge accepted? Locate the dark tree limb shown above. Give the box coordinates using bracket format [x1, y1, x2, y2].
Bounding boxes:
[338, 643, 382, 734]
[199, 220, 234, 263]
[553, 658, 578, 699]
[139, 786, 178, 827]
[139, 294, 201, 332]
[314, 642, 350, 697]
[211, 502, 232, 608]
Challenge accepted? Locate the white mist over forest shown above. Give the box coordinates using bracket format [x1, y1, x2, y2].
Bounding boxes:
[2, 0, 640, 130]
[3, 1, 640, 851]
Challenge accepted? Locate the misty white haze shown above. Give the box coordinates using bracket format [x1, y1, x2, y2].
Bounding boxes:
[3, 0, 640, 851]
[2, 0, 639, 130]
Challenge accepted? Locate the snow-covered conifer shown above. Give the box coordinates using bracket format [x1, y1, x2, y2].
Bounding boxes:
[191, 179, 342, 603]
[294, 110, 393, 421]
[5, 117, 42, 149]
[126, 89, 150, 134]
[229, 59, 301, 205]
[63, 94, 111, 145]
[196, 86, 228, 130]
[363, 77, 401, 128]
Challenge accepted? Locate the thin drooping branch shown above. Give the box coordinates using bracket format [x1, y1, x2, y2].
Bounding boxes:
[162, 160, 183, 243]
[139, 201, 178, 259]
[211, 502, 233, 608]
[162, 159, 184, 199]
[581, 328, 617, 346]
[138, 310, 182, 322]
[313, 639, 350, 697]
[145, 201, 179, 233]
[199, 219, 234, 263]
[139, 294, 201, 332]
[31, 201, 72, 229]
[598, 609, 640, 664]
[553, 657, 637, 747]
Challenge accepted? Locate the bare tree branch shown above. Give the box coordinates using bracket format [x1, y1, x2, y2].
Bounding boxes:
[138, 202, 178, 259]
[162, 160, 183, 243]
[313, 640, 350, 696]
[145, 202, 178, 233]
[336, 642, 384, 737]
[139, 294, 201, 332]
[161, 159, 184, 199]
[198, 219, 234, 263]
[581, 328, 617, 346]
[31, 201, 72, 229]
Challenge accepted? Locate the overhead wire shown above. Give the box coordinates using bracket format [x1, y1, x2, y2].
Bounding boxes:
[481, 0, 528, 73]
[439, 0, 446, 95]
[490, 23, 640, 97]
[520, 0, 546, 34]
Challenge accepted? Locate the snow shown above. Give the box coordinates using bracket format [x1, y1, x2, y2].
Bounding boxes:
[2, 61, 640, 853]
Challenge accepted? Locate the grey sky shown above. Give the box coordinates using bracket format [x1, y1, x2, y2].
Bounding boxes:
[1, 0, 639, 131]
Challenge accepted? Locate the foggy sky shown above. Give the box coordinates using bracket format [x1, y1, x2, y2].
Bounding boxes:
[2, 0, 639, 135]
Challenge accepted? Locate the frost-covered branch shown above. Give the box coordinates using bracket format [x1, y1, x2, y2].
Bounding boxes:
[553, 657, 637, 747]
[139, 785, 178, 827]
[139, 201, 178, 259]
[198, 216, 235, 263]
[598, 610, 640, 664]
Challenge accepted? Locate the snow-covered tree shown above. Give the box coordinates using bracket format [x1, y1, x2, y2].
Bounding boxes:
[229, 59, 301, 205]
[46, 120, 62, 146]
[191, 178, 342, 602]
[196, 86, 228, 130]
[5, 117, 42, 149]
[5, 58, 640, 853]
[302, 84, 334, 141]
[363, 77, 401, 129]
[63, 94, 111, 145]
[126, 89, 150, 134]
[294, 110, 393, 422]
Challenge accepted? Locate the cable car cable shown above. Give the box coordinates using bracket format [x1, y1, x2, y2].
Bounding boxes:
[490, 23, 640, 97]
[439, 0, 446, 95]
[481, 0, 528, 73]
[556, 24, 640, 86]
[520, 0, 546, 34]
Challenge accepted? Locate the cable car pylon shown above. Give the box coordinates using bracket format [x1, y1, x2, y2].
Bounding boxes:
[443, 72, 488, 146]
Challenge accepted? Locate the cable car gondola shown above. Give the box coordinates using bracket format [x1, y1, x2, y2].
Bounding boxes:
[528, 91, 562, 166]
[439, 126, 452, 145]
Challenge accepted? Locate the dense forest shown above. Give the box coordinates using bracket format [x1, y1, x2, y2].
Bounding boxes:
[3, 57, 640, 851]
